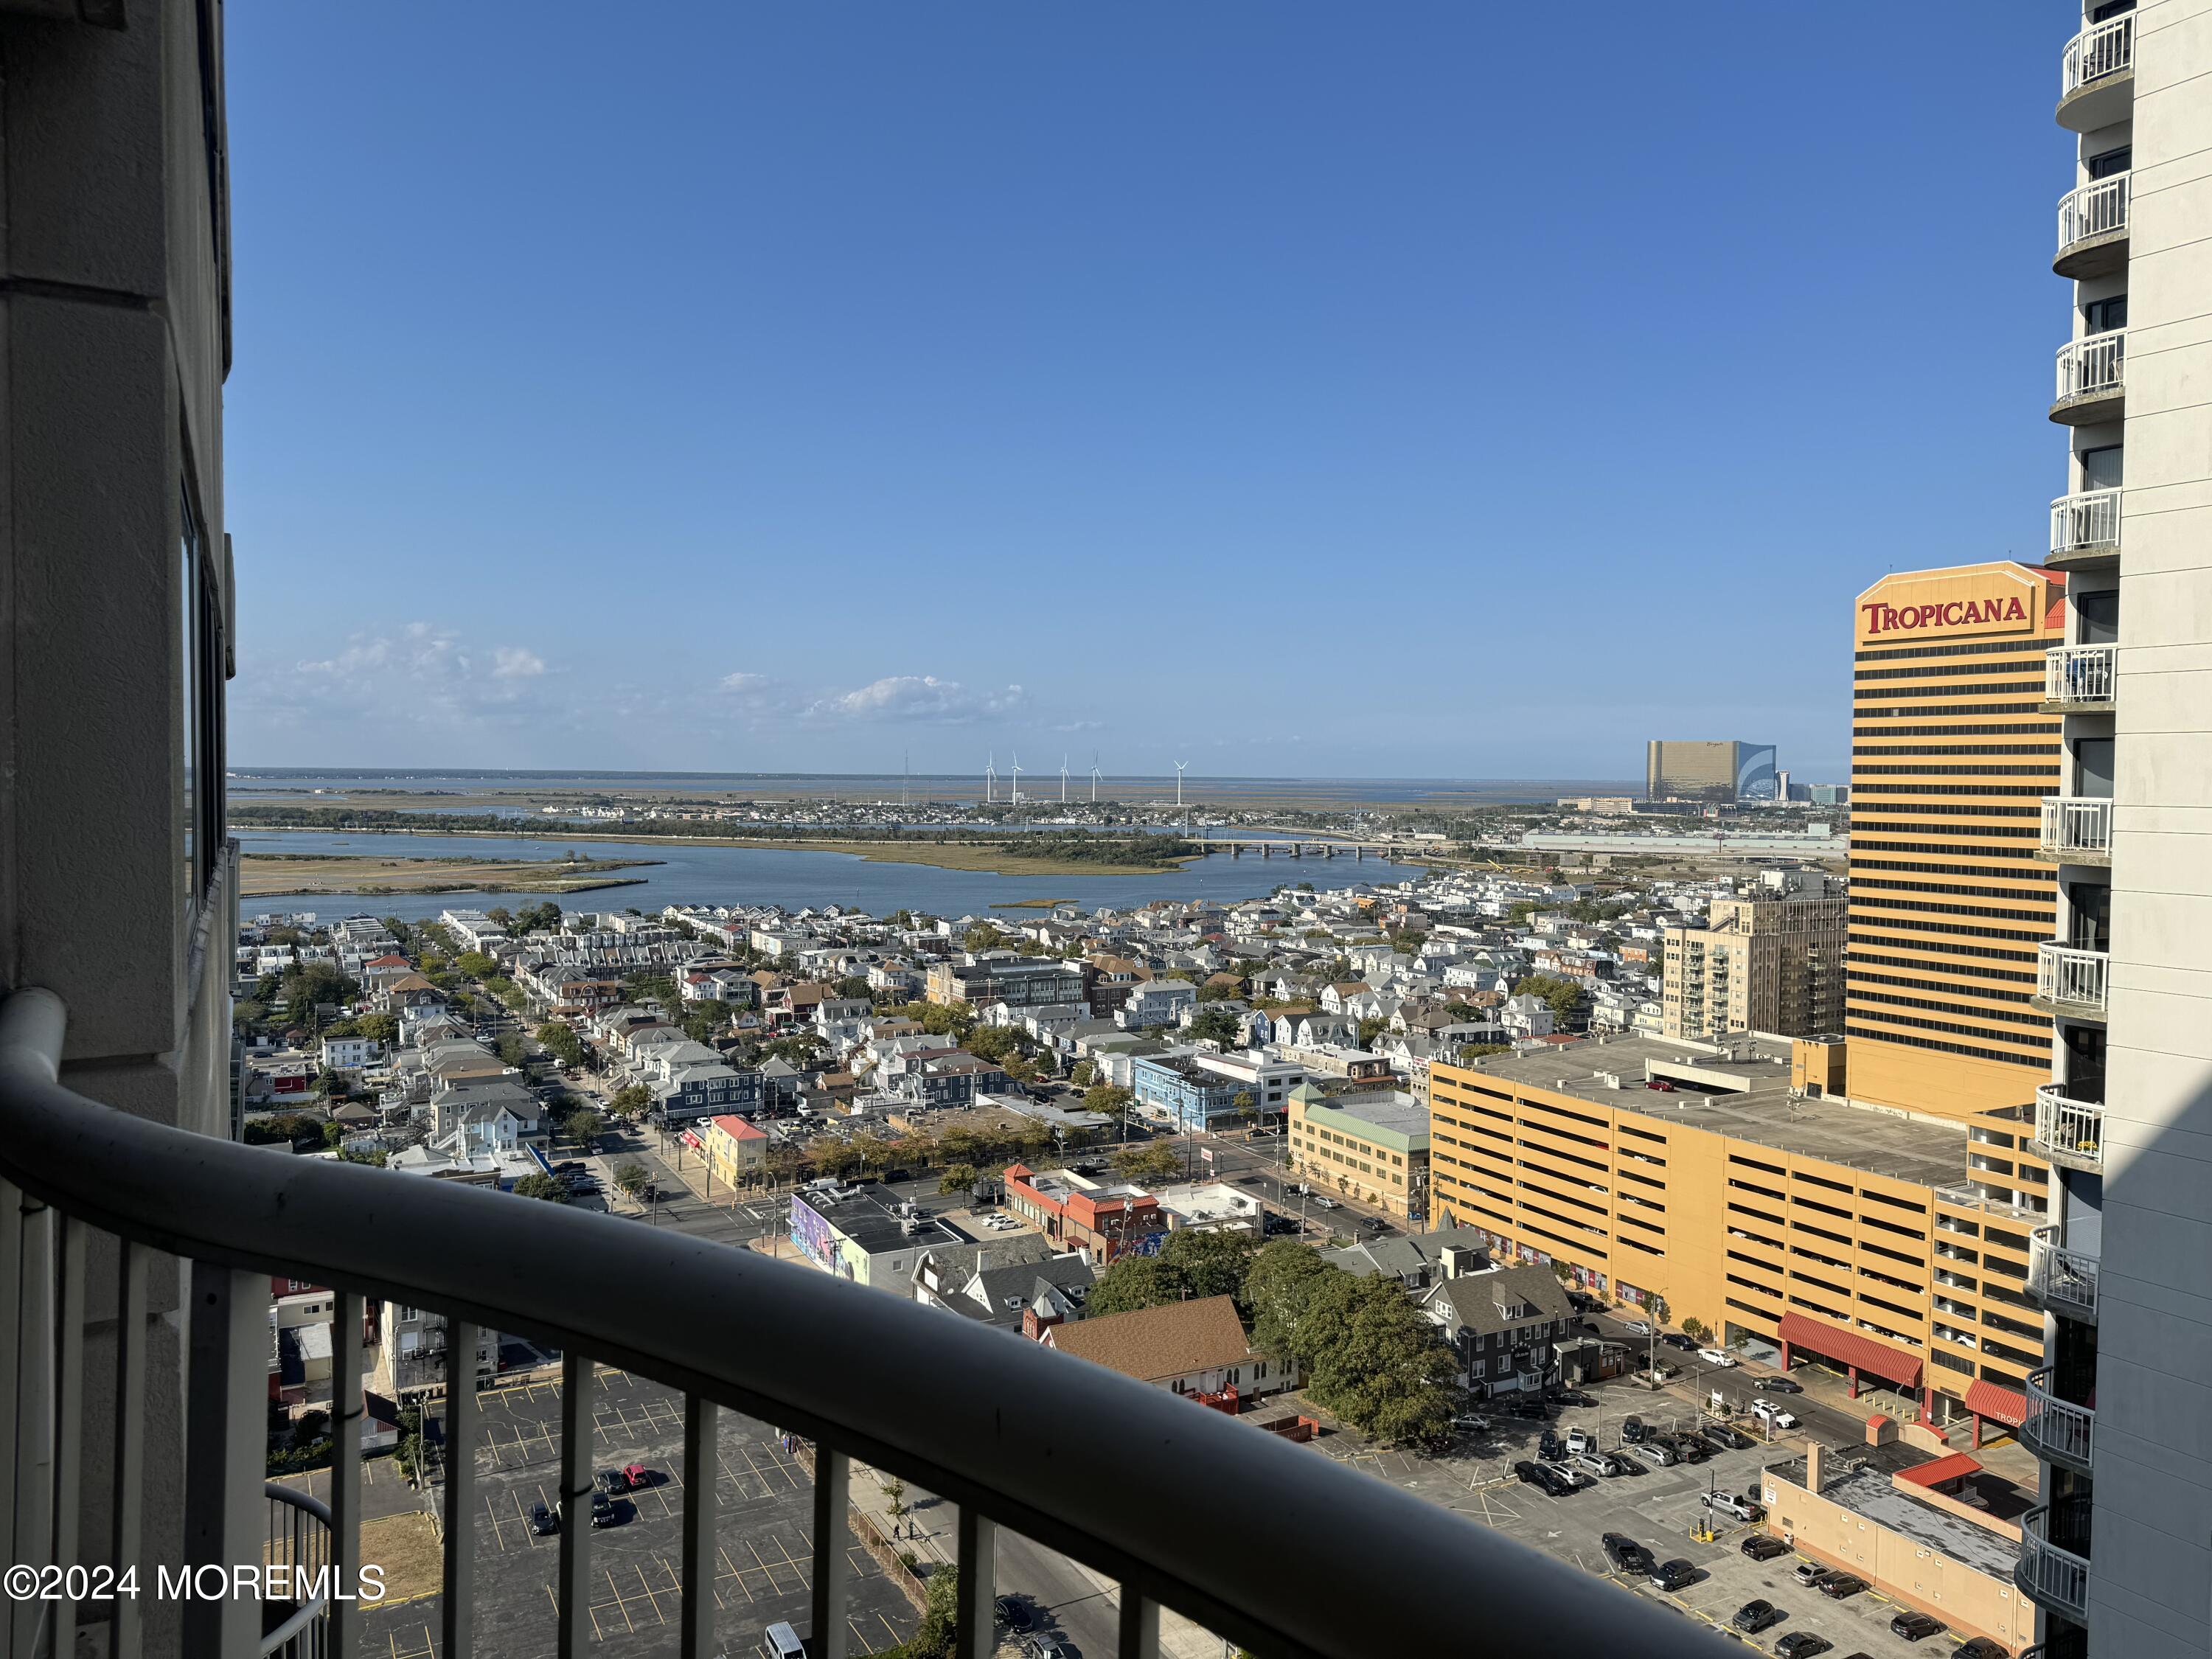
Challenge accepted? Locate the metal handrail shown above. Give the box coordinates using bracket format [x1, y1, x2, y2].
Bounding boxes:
[262, 1481, 333, 1658]
[2055, 331, 2126, 404]
[2037, 945, 2110, 1015]
[2028, 1225, 2100, 1321]
[2057, 172, 2129, 254]
[2017, 1503, 2090, 1618]
[2049, 488, 2121, 557]
[2039, 796, 2114, 858]
[2023, 1367, 2096, 1470]
[2062, 13, 2134, 98]
[2035, 1085, 2106, 1166]
[2046, 643, 2118, 706]
[0, 987, 1729, 1659]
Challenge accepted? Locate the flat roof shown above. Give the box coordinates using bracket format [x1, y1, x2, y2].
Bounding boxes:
[795, 1187, 966, 1256]
[1449, 1035, 1965, 1188]
[1304, 1093, 1427, 1152]
[1769, 1460, 2019, 1579]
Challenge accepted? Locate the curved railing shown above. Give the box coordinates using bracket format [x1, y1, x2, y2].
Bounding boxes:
[2028, 1225, 2100, 1324]
[2017, 1503, 2090, 1620]
[0, 988, 1729, 1659]
[2023, 1368, 2096, 1472]
[2058, 173, 2129, 257]
[2049, 488, 2121, 559]
[2056, 332, 2126, 408]
[2062, 14, 2133, 100]
[262, 1482, 334, 1659]
[2036, 945, 2110, 1018]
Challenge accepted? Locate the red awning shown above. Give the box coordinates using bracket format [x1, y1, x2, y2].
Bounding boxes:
[1895, 1452, 1983, 1489]
[1964, 1377, 2027, 1427]
[1776, 1311, 1922, 1390]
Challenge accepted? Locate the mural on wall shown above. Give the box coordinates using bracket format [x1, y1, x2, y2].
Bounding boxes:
[787, 1197, 845, 1278]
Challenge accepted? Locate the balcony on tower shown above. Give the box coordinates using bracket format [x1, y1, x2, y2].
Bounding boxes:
[2056, 173, 2129, 280]
[2038, 796, 2113, 866]
[2059, 13, 2135, 131]
[2044, 644, 2118, 712]
[2031, 1083, 2106, 1171]
[2028, 1223, 2101, 1323]
[2053, 332, 2126, 426]
[2048, 489, 2121, 571]
[2017, 1497, 2093, 1620]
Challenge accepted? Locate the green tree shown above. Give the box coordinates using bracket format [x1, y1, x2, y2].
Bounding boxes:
[1187, 1005, 1241, 1047]
[512, 1172, 568, 1203]
[497, 1034, 526, 1068]
[1256, 1253, 1459, 1447]
[1086, 1254, 1182, 1317]
[1680, 1315, 1711, 1344]
[1245, 1240, 1337, 1363]
[962, 1023, 1025, 1065]
[961, 922, 1011, 951]
[613, 1161, 648, 1197]
[1068, 1060, 1097, 1088]
[536, 1023, 584, 1068]
[608, 1084, 653, 1120]
[834, 975, 874, 1001]
[1083, 1082, 1134, 1121]
[1233, 1090, 1258, 1128]
[1512, 973, 1586, 1028]
[455, 950, 499, 979]
[938, 1163, 979, 1196]
[563, 1108, 605, 1149]
[1112, 1142, 1181, 1184]
[1357, 1016, 1389, 1050]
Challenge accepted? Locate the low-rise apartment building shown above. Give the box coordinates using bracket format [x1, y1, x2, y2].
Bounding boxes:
[1001, 1164, 1170, 1264]
[787, 1181, 965, 1290]
[695, 1113, 768, 1189]
[926, 954, 1090, 1010]
[1286, 1084, 1430, 1220]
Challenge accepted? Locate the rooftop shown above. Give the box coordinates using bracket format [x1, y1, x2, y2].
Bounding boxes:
[1767, 1458, 2020, 1579]
[794, 1184, 967, 1256]
[1451, 1034, 1966, 1186]
[1300, 1089, 1427, 1152]
[1047, 1294, 1253, 1382]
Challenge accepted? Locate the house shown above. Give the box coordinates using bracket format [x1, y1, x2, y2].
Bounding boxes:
[1044, 1295, 1293, 1403]
[1418, 1261, 1576, 1398]
[319, 1034, 383, 1072]
[695, 1113, 768, 1189]
[911, 1239, 1096, 1336]
[1115, 978, 1196, 1031]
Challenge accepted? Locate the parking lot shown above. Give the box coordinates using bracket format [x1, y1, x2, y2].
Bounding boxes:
[361, 1367, 918, 1659]
[1310, 1379, 2003, 1659]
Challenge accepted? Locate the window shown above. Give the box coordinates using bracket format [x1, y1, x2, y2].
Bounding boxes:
[180, 480, 225, 927]
[2084, 294, 2127, 334]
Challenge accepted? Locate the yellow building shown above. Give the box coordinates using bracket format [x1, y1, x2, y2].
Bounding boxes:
[1846, 562, 2065, 1124]
[1662, 894, 1848, 1040]
[696, 1113, 767, 1189]
[1427, 1035, 2040, 1431]
[1284, 1083, 1430, 1220]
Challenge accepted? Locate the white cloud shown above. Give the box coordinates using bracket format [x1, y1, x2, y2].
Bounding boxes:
[720, 671, 775, 694]
[805, 675, 1027, 726]
[243, 622, 557, 734]
[493, 646, 546, 679]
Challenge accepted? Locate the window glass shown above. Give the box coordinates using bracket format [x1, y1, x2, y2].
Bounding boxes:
[181, 485, 199, 917]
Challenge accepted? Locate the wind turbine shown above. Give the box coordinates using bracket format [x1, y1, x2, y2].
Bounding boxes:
[985, 751, 996, 804]
[1009, 751, 1023, 805]
[1060, 755, 1070, 804]
[1089, 752, 1102, 804]
[1175, 759, 1188, 810]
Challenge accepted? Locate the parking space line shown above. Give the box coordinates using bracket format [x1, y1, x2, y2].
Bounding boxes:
[481, 1492, 507, 1553]
[717, 1544, 754, 1604]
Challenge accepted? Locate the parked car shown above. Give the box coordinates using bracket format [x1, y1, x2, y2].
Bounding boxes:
[1630, 1441, 1678, 1470]
[1537, 1429, 1565, 1461]
[592, 1468, 627, 1497]
[1660, 1332, 1698, 1352]
[1622, 1318, 1653, 1336]
[1703, 1490, 1764, 1523]
[1535, 1464, 1581, 1497]
[589, 1491, 618, 1528]
[1550, 1388, 1596, 1408]
[1741, 1535, 1790, 1562]
[1512, 1460, 1546, 1486]
[1817, 1574, 1868, 1601]
[1659, 1433, 1709, 1464]
[1451, 1413, 1493, 1433]
[1698, 1347, 1739, 1367]
[1025, 1636, 1074, 1659]
[1952, 1641, 2007, 1659]
[1763, 1376, 1805, 1394]
[1312, 1197, 1340, 1210]
[1703, 1422, 1753, 1450]
[1601, 1452, 1644, 1478]
[528, 1501, 557, 1537]
[1774, 1635, 1831, 1659]
[1620, 1416, 1648, 1444]
[1751, 1399, 1802, 1430]
[995, 1596, 1034, 1632]
[1569, 1452, 1612, 1481]
[1793, 1562, 1832, 1588]
[1731, 1600, 1781, 1635]
[1565, 1427, 1596, 1456]
[1600, 1534, 1653, 1576]
[1652, 1559, 1700, 1592]
[1888, 1610, 1945, 1642]
[621, 1461, 652, 1490]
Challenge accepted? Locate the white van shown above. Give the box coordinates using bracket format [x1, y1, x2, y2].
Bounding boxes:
[1750, 1399, 1801, 1430]
[765, 1621, 807, 1659]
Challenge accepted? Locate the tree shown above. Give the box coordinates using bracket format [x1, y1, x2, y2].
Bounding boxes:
[613, 1161, 648, 1197]
[879, 1477, 910, 1536]
[1512, 973, 1585, 1029]
[512, 1172, 568, 1203]
[455, 950, 499, 979]
[1680, 1315, 1711, 1345]
[834, 975, 874, 1002]
[1245, 1240, 1337, 1363]
[963, 1024, 1023, 1065]
[1233, 1090, 1258, 1129]
[1068, 1060, 1098, 1089]
[1187, 1005, 1240, 1047]
[1083, 1082, 1134, 1122]
[1086, 1255, 1182, 1317]
[1251, 1250, 1459, 1447]
[1455, 1043, 1512, 1065]
[1112, 1142, 1181, 1184]
[1357, 1016, 1389, 1050]
[607, 1083, 653, 1120]
[938, 1163, 979, 1196]
[497, 1034, 526, 1069]
[563, 1108, 605, 1149]
[536, 1023, 584, 1068]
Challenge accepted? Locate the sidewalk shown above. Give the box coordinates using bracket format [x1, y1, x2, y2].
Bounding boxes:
[844, 1461, 1225, 1659]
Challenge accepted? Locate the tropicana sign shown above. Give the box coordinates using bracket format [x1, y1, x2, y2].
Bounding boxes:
[1860, 594, 2031, 637]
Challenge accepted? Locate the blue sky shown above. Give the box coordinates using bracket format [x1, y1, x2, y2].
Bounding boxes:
[226, 3, 2079, 782]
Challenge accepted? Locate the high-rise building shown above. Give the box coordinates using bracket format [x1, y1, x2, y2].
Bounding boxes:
[1845, 562, 2069, 1124]
[2018, 8, 2212, 1658]
[1661, 893, 1847, 1041]
[1644, 740, 1778, 802]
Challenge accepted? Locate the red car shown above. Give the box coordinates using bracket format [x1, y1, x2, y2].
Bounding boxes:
[622, 1461, 653, 1491]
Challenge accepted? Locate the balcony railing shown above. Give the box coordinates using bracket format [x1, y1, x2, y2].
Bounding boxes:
[2049, 489, 2121, 560]
[2039, 796, 2114, 861]
[2028, 1225, 2100, 1323]
[2037, 943, 2111, 1017]
[0, 987, 1728, 1659]
[2055, 332, 2126, 408]
[2062, 13, 2135, 100]
[2046, 643, 2118, 708]
[2034, 1085, 2106, 1170]
[2017, 1504, 2091, 1620]
[2023, 1368, 2096, 1472]
[2058, 173, 2129, 257]
[263, 1483, 335, 1659]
